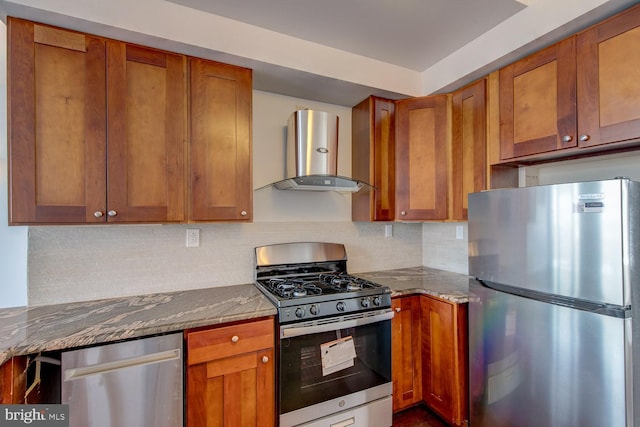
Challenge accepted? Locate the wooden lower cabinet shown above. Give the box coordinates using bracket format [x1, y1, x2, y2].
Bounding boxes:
[421, 296, 468, 426]
[0, 357, 27, 404]
[391, 296, 422, 412]
[185, 318, 275, 427]
[391, 295, 468, 425]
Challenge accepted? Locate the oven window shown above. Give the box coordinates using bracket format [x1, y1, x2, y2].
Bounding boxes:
[279, 319, 391, 414]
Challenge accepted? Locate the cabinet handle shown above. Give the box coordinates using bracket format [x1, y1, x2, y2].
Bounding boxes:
[231, 335, 239, 343]
[395, 307, 401, 312]
[93, 211, 104, 218]
[579, 134, 590, 142]
[562, 135, 573, 142]
[262, 356, 269, 363]
[400, 211, 406, 216]
[240, 210, 247, 216]
[108, 210, 117, 217]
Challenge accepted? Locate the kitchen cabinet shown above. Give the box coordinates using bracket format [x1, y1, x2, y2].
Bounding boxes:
[185, 317, 275, 427]
[395, 95, 449, 221]
[8, 18, 186, 224]
[391, 296, 422, 412]
[421, 296, 468, 426]
[189, 57, 253, 222]
[0, 357, 26, 404]
[451, 79, 487, 220]
[499, 3, 640, 162]
[352, 95, 395, 221]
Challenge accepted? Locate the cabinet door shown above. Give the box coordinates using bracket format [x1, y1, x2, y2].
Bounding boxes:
[186, 348, 274, 427]
[0, 357, 26, 404]
[451, 80, 487, 220]
[396, 95, 448, 221]
[8, 18, 107, 224]
[499, 37, 577, 160]
[352, 96, 395, 221]
[106, 42, 186, 222]
[421, 296, 468, 426]
[577, 4, 640, 148]
[190, 58, 252, 221]
[391, 297, 422, 412]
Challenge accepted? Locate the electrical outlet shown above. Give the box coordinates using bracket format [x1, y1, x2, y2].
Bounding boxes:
[384, 224, 393, 238]
[456, 225, 464, 240]
[186, 229, 200, 247]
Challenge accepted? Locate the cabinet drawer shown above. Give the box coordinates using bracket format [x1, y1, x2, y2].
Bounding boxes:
[186, 318, 274, 365]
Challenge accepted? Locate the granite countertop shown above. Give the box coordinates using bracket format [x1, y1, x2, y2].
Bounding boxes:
[356, 266, 470, 304]
[0, 284, 276, 365]
[0, 266, 469, 366]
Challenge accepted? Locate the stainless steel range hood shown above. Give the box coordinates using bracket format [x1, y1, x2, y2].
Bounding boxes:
[271, 110, 373, 192]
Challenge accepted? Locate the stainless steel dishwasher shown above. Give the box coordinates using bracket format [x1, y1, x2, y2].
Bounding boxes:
[61, 332, 183, 427]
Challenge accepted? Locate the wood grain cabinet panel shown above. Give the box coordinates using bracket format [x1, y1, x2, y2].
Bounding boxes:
[577, 4, 640, 148]
[395, 95, 448, 221]
[189, 58, 253, 222]
[421, 296, 468, 426]
[352, 96, 395, 221]
[8, 18, 186, 224]
[391, 296, 422, 412]
[499, 37, 577, 160]
[185, 318, 275, 427]
[451, 80, 487, 220]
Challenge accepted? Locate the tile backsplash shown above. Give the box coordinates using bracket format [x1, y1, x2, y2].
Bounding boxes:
[28, 221, 423, 305]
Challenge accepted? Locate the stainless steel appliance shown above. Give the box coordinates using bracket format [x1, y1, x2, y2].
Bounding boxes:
[61, 333, 183, 427]
[468, 178, 640, 427]
[254, 242, 393, 427]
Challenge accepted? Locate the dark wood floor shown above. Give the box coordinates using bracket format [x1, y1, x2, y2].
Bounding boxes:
[393, 405, 449, 427]
[392, 405, 449, 427]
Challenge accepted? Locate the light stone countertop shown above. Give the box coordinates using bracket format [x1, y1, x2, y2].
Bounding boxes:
[0, 267, 469, 366]
[355, 266, 470, 304]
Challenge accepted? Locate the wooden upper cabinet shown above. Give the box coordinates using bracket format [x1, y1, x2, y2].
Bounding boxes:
[352, 96, 395, 221]
[106, 42, 186, 223]
[395, 95, 448, 221]
[499, 37, 577, 160]
[451, 80, 487, 220]
[577, 4, 640, 148]
[8, 18, 107, 224]
[189, 58, 253, 222]
[8, 18, 186, 224]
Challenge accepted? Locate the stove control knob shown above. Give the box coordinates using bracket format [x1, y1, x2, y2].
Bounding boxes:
[309, 304, 319, 315]
[336, 301, 346, 312]
[361, 298, 370, 308]
[295, 307, 305, 318]
[372, 296, 382, 306]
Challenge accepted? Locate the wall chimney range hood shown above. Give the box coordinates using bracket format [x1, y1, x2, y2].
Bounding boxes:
[270, 110, 373, 192]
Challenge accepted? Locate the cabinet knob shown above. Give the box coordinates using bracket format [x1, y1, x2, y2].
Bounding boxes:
[562, 135, 573, 142]
[94, 211, 104, 218]
[107, 210, 117, 217]
[579, 134, 590, 142]
[240, 210, 247, 216]
[395, 307, 401, 312]
[262, 355, 269, 363]
[400, 211, 406, 216]
[231, 335, 239, 343]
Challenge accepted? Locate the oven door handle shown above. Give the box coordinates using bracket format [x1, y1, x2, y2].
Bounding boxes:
[280, 309, 394, 338]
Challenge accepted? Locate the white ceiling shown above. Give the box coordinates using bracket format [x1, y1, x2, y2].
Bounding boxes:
[167, 0, 528, 72]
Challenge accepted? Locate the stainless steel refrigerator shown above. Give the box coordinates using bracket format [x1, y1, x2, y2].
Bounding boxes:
[468, 178, 640, 427]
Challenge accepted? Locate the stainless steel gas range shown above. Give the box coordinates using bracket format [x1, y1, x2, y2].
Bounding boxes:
[254, 242, 394, 427]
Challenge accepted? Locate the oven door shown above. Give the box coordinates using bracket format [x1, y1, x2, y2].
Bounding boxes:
[279, 308, 393, 426]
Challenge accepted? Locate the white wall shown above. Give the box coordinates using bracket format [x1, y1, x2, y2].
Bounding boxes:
[0, 20, 28, 309]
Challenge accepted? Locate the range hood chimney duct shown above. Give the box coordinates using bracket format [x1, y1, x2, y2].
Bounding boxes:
[271, 110, 373, 192]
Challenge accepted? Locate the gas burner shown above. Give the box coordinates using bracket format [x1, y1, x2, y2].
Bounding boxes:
[266, 279, 323, 299]
[319, 273, 376, 292]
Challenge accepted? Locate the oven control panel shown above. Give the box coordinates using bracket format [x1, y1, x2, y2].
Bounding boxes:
[278, 293, 392, 323]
